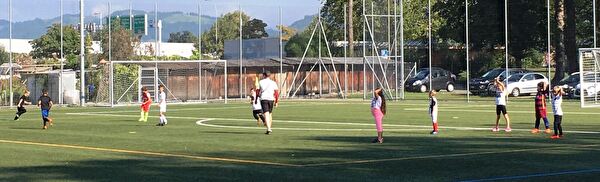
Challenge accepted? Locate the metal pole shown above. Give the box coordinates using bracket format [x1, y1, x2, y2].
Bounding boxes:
[155, 2, 158, 60]
[595, 0, 597, 48]
[428, 0, 432, 91]
[109, 1, 112, 65]
[109, 1, 112, 105]
[239, 5, 243, 99]
[371, 2, 375, 93]
[129, 0, 133, 32]
[505, 0, 509, 95]
[279, 7, 284, 97]
[344, 3, 348, 99]
[363, 0, 367, 99]
[9, 0, 12, 107]
[319, 7, 323, 97]
[225, 60, 228, 104]
[60, 0, 64, 104]
[394, 0, 398, 99]
[466, 0, 470, 102]
[79, 0, 86, 106]
[198, 1, 202, 100]
[215, 4, 218, 44]
[547, 0, 552, 90]
[199, 2, 202, 60]
[400, 0, 404, 99]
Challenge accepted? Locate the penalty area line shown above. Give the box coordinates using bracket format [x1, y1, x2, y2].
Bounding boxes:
[302, 144, 600, 167]
[0, 139, 300, 167]
[460, 168, 600, 182]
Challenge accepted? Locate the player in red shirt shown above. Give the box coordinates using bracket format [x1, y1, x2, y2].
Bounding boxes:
[138, 87, 152, 122]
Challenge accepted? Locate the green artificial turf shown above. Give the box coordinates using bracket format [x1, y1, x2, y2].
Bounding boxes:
[1, 92, 599, 181]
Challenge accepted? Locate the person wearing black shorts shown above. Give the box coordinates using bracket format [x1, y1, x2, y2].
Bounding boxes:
[258, 71, 279, 135]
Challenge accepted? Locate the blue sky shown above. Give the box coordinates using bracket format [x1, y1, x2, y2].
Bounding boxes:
[0, 0, 321, 26]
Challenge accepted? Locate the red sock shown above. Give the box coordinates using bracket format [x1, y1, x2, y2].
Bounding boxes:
[433, 123, 438, 131]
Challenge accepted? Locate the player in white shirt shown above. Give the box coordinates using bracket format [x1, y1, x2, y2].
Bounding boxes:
[258, 71, 279, 135]
[492, 77, 511, 132]
[250, 88, 266, 126]
[551, 86, 565, 139]
[156, 84, 168, 126]
[429, 90, 439, 135]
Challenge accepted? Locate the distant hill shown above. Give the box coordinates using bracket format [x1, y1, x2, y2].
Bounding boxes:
[0, 11, 314, 41]
[290, 15, 315, 32]
[0, 10, 217, 41]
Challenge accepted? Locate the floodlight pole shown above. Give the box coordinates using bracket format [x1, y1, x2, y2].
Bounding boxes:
[362, 0, 367, 100]
[9, 0, 12, 107]
[394, 0, 398, 100]
[466, 0, 470, 102]
[239, 5, 243, 99]
[400, 0, 405, 100]
[80, 0, 86, 106]
[198, 2, 202, 100]
[428, 0, 432, 91]
[505, 0, 509, 100]
[319, 7, 323, 97]
[109, 1, 113, 105]
[547, 0, 551, 90]
[344, 3, 348, 99]
[595, 0, 597, 48]
[279, 7, 284, 97]
[60, 0, 64, 104]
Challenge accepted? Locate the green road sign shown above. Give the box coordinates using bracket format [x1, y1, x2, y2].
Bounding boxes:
[107, 14, 147, 35]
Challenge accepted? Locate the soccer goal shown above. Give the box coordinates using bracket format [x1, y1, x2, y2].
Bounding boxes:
[578, 48, 600, 108]
[97, 60, 228, 106]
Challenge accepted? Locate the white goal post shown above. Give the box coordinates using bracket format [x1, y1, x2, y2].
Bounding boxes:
[578, 48, 600, 108]
[106, 60, 228, 107]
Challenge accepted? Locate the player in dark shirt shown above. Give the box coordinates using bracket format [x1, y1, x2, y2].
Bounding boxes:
[37, 89, 53, 130]
[14, 90, 32, 121]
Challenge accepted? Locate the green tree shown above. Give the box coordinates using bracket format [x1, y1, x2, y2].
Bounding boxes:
[30, 24, 80, 58]
[243, 19, 269, 39]
[277, 25, 297, 41]
[0, 46, 8, 65]
[101, 18, 137, 61]
[168, 31, 198, 43]
[201, 11, 250, 58]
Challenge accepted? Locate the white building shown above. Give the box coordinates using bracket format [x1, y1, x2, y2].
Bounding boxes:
[0, 39, 194, 58]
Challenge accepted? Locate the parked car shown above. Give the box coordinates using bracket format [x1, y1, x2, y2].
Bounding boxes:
[572, 72, 600, 98]
[494, 73, 548, 97]
[405, 67, 456, 92]
[557, 72, 581, 98]
[469, 68, 530, 95]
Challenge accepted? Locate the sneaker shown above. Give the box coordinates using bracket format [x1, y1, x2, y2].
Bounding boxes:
[265, 130, 272, 135]
[42, 125, 48, 130]
[48, 118, 53, 126]
[504, 128, 512, 132]
[492, 127, 500, 132]
[138, 118, 144, 122]
[551, 135, 560, 139]
[430, 131, 438, 135]
[531, 128, 540, 134]
[14, 115, 19, 121]
[544, 128, 552, 134]
[156, 123, 163, 126]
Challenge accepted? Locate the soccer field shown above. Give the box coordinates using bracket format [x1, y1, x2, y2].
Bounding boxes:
[1, 93, 600, 181]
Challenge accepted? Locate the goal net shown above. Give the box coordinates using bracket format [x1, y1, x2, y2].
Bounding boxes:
[96, 60, 228, 106]
[578, 48, 600, 108]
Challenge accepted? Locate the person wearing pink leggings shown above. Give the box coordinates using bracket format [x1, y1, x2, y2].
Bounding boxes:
[371, 88, 387, 143]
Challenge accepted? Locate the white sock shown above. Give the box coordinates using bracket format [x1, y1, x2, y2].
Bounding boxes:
[163, 116, 168, 124]
[159, 117, 164, 124]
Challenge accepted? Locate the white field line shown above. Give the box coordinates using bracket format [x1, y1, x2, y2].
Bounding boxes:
[404, 108, 600, 115]
[66, 112, 600, 134]
[302, 144, 600, 167]
[194, 119, 430, 132]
